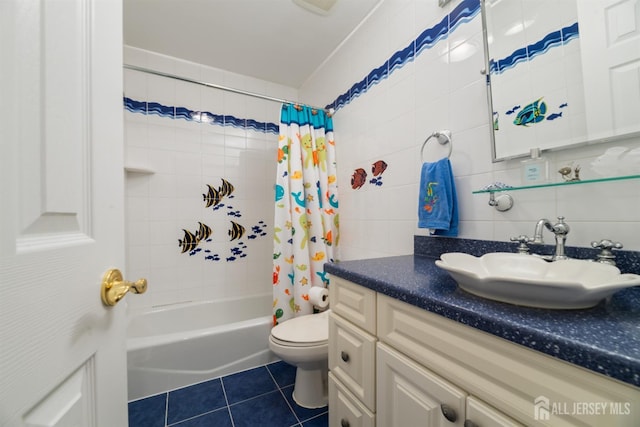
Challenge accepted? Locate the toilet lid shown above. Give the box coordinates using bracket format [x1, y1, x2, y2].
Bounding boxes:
[271, 310, 329, 344]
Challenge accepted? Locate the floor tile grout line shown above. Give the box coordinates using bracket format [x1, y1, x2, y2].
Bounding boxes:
[267, 363, 330, 425]
[301, 411, 329, 424]
[166, 407, 229, 427]
[220, 377, 236, 427]
[226, 387, 289, 408]
[164, 392, 169, 427]
[277, 387, 301, 426]
[266, 364, 302, 425]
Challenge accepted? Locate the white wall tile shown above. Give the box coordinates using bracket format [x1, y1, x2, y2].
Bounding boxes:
[301, 0, 640, 259]
[124, 49, 287, 310]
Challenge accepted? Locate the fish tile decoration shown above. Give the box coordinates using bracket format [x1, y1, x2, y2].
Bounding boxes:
[369, 160, 387, 186]
[351, 160, 388, 189]
[488, 15, 579, 151]
[351, 168, 367, 190]
[178, 178, 268, 262]
[491, 21, 577, 131]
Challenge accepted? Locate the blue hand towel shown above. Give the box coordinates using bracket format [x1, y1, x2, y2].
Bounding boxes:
[417, 158, 458, 236]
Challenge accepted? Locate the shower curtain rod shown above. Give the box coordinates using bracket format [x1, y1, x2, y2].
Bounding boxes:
[123, 64, 330, 113]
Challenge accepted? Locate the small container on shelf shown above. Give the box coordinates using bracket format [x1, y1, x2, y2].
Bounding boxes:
[520, 148, 549, 184]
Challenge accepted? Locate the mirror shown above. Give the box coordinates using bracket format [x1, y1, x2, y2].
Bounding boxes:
[482, 0, 640, 161]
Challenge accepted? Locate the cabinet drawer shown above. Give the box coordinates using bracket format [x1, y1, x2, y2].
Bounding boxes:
[330, 277, 376, 335]
[329, 312, 376, 411]
[329, 372, 375, 427]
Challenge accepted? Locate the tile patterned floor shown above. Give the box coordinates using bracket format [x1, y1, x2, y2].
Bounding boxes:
[128, 361, 328, 427]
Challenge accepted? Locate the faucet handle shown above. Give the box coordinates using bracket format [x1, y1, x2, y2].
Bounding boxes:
[591, 239, 623, 250]
[553, 216, 570, 235]
[591, 239, 623, 266]
[510, 235, 533, 254]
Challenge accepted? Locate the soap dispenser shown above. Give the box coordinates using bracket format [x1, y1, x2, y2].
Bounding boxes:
[521, 148, 549, 184]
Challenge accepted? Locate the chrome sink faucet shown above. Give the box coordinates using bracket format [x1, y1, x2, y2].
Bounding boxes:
[532, 216, 570, 260]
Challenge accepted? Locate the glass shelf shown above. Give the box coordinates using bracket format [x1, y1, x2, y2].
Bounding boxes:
[473, 174, 640, 194]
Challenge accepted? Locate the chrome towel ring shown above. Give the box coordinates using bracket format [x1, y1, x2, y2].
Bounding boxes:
[420, 130, 452, 162]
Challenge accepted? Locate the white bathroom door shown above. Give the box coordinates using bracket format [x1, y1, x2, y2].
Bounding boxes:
[578, 0, 640, 138]
[0, 0, 129, 426]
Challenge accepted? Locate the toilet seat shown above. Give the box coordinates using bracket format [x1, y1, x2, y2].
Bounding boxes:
[270, 310, 329, 347]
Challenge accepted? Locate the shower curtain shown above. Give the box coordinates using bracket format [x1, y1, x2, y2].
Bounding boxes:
[272, 104, 339, 325]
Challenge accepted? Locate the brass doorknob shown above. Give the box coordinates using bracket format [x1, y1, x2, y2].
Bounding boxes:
[101, 269, 147, 306]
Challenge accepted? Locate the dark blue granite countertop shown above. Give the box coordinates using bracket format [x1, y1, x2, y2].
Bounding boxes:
[324, 236, 640, 388]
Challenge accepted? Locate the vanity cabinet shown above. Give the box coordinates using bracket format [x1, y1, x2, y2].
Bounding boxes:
[329, 277, 640, 427]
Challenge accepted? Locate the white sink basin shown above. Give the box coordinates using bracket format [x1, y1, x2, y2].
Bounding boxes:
[435, 252, 640, 309]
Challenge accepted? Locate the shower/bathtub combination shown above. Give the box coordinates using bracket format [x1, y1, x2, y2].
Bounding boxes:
[126, 293, 276, 400]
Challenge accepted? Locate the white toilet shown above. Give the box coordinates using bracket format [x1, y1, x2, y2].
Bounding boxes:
[269, 309, 330, 409]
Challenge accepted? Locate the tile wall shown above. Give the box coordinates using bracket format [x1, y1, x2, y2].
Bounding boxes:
[300, 0, 640, 260]
[123, 46, 298, 309]
[123, 0, 640, 311]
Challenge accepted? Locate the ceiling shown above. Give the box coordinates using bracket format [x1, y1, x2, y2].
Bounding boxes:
[123, 0, 381, 88]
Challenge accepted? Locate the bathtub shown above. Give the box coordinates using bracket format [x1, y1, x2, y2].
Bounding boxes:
[126, 293, 277, 401]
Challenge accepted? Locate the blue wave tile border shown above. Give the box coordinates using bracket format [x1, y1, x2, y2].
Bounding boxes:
[415, 15, 449, 56]
[325, 0, 481, 111]
[389, 43, 416, 74]
[490, 22, 580, 75]
[449, 0, 482, 33]
[351, 77, 368, 101]
[124, 0, 484, 123]
[123, 97, 279, 134]
[367, 63, 389, 88]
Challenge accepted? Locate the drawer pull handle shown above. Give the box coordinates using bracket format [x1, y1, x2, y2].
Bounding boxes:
[464, 421, 479, 427]
[441, 404, 457, 422]
[340, 419, 350, 427]
[341, 351, 350, 362]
